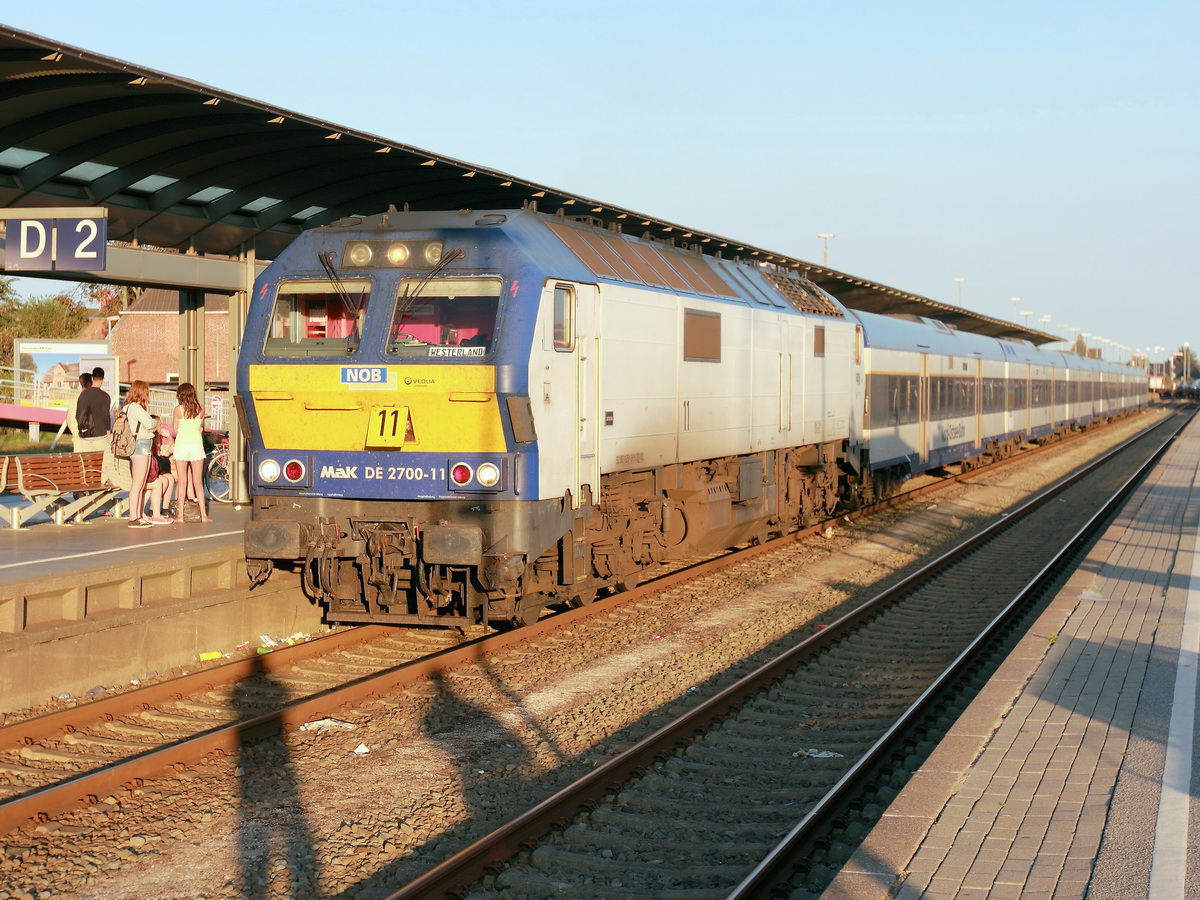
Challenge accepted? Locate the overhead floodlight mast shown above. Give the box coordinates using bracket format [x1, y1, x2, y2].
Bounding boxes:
[952, 277, 965, 304]
[816, 233, 835, 266]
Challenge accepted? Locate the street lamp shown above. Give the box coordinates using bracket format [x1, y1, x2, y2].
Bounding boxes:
[1019, 310, 1033, 331]
[952, 277, 965, 304]
[816, 233, 835, 266]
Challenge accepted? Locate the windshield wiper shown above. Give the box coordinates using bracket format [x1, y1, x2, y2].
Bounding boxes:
[393, 248, 465, 322]
[318, 251, 362, 353]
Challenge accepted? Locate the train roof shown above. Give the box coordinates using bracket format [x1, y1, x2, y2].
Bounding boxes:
[853, 307, 1139, 376]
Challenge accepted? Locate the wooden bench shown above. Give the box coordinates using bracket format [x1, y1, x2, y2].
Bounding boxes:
[0, 451, 123, 528]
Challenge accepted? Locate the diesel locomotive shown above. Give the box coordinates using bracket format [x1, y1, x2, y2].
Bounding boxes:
[237, 207, 1146, 627]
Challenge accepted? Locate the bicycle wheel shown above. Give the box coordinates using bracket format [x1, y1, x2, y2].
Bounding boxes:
[204, 448, 232, 503]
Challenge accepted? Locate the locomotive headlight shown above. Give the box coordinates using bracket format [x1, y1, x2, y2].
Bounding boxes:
[386, 242, 410, 265]
[259, 459, 281, 483]
[346, 242, 373, 266]
[423, 241, 444, 266]
[450, 463, 473, 486]
[476, 462, 501, 488]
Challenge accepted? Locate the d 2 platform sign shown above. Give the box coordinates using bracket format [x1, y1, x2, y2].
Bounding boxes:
[2, 208, 107, 273]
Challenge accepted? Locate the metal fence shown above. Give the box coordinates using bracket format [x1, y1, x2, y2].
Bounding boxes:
[0, 367, 230, 433]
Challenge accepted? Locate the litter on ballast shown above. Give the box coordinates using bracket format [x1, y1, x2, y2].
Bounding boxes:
[794, 748, 845, 759]
[299, 718, 356, 733]
[352, 743, 370, 755]
[198, 651, 222, 661]
[259, 635, 279, 647]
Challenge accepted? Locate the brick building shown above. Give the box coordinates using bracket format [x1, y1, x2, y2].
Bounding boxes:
[98, 289, 231, 387]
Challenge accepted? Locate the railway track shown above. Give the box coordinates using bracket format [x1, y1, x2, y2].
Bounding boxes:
[383, 410, 1189, 899]
[0, 408, 1179, 898]
[0, 626, 467, 833]
[0, 412, 1148, 838]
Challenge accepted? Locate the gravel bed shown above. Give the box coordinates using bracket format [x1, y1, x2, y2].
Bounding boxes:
[0, 411, 1164, 900]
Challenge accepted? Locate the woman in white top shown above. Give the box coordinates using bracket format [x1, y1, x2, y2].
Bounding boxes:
[123, 380, 157, 528]
[172, 382, 211, 523]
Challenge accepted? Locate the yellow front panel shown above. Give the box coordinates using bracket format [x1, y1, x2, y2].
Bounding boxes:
[248, 364, 507, 452]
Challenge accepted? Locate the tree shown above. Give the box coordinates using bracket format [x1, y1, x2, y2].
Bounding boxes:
[0, 280, 92, 369]
[72, 282, 142, 315]
[1174, 344, 1197, 382]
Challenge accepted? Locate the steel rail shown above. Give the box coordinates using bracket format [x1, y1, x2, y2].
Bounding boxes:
[382, 409, 1189, 900]
[0, 624, 390, 752]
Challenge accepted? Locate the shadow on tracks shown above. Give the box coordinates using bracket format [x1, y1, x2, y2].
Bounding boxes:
[233, 657, 319, 899]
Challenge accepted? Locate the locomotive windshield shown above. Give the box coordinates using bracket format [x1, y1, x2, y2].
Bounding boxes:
[263, 279, 369, 357]
[387, 276, 501, 358]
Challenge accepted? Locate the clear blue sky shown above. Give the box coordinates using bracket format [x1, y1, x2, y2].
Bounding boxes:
[4, 1, 1197, 363]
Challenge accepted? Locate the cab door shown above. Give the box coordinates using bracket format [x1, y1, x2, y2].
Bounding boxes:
[574, 284, 599, 508]
[538, 280, 598, 509]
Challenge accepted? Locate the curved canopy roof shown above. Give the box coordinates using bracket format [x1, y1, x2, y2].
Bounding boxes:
[0, 24, 1055, 344]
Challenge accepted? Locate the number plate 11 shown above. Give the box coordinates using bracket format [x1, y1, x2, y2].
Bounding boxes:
[366, 406, 413, 448]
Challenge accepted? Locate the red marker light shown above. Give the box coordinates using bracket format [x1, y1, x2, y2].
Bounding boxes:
[284, 460, 305, 482]
[450, 463, 473, 486]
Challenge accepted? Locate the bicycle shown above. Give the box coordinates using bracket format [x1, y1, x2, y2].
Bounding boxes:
[203, 436, 232, 503]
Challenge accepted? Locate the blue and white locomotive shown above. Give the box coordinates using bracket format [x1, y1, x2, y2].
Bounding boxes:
[237, 208, 1145, 626]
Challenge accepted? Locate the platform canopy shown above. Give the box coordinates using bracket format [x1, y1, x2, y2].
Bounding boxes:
[0, 25, 1056, 344]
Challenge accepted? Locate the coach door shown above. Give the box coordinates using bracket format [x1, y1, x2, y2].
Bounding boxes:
[918, 353, 930, 465]
[973, 358, 983, 452]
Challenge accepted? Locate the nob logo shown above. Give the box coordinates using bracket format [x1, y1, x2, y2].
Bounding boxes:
[403, 377, 436, 386]
[341, 366, 386, 384]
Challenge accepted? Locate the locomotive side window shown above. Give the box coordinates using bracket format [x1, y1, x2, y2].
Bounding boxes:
[814, 325, 826, 358]
[387, 276, 501, 358]
[553, 284, 574, 351]
[264, 279, 369, 357]
[683, 309, 721, 362]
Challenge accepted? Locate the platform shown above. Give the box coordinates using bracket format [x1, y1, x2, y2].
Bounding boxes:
[822, 413, 1200, 899]
[0, 496, 325, 712]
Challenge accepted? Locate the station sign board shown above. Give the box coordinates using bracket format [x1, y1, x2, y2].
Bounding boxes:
[1, 207, 108, 272]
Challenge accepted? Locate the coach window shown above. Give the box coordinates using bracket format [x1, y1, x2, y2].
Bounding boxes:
[553, 283, 574, 351]
[814, 325, 826, 358]
[684, 309, 721, 362]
